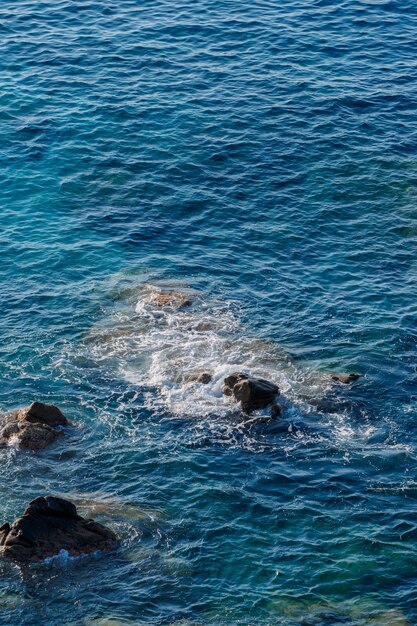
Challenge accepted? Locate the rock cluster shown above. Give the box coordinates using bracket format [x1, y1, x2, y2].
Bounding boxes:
[0, 402, 69, 450]
[222, 372, 281, 416]
[0, 496, 117, 562]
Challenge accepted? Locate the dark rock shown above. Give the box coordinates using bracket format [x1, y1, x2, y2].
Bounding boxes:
[331, 373, 361, 384]
[0, 402, 69, 451]
[183, 372, 212, 385]
[270, 402, 282, 418]
[24, 402, 67, 427]
[17, 423, 61, 450]
[223, 372, 249, 394]
[25, 496, 80, 519]
[0, 496, 117, 562]
[222, 372, 280, 414]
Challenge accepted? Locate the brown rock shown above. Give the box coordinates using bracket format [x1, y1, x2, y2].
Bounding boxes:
[0, 496, 118, 562]
[222, 372, 280, 415]
[150, 292, 193, 308]
[18, 423, 62, 450]
[0, 402, 69, 451]
[183, 372, 212, 385]
[331, 373, 361, 384]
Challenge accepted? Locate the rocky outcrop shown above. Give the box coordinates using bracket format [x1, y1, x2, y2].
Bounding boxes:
[0, 402, 69, 450]
[331, 373, 361, 384]
[0, 496, 117, 562]
[149, 291, 193, 308]
[222, 372, 280, 415]
[183, 372, 212, 384]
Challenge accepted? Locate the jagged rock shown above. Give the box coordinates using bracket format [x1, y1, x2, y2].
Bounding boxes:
[183, 372, 212, 385]
[222, 372, 280, 414]
[22, 401, 67, 427]
[0, 402, 69, 450]
[331, 373, 361, 384]
[0, 496, 117, 562]
[17, 423, 60, 450]
[149, 292, 192, 308]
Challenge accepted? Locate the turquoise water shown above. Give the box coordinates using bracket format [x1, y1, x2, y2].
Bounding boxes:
[1, 0, 417, 624]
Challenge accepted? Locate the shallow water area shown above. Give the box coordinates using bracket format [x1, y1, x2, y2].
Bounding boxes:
[1, 0, 417, 623]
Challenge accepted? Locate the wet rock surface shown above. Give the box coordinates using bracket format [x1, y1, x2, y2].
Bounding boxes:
[223, 372, 280, 414]
[0, 402, 69, 450]
[149, 291, 193, 308]
[331, 373, 361, 384]
[183, 372, 212, 384]
[0, 496, 117, 562]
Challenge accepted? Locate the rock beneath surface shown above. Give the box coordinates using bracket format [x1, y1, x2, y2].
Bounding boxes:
[183, 372, 212, 385]
[222, 372, 280, 414]
[331, 373, 361, 384]
[0, 402, 69, 450]
[0, 496, 117, 562]
[149, 291, 193, 309]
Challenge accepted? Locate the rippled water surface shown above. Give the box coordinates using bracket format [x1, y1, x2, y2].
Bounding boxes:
[1, 0, 417, 624]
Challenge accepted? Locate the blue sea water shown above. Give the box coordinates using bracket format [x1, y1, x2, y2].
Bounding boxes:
[1, 0, 417, 623]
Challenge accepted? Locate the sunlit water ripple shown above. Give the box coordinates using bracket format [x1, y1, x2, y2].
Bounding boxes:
[1, 0, 417, 624]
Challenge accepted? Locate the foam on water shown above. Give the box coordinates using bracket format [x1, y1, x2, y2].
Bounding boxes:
[75, 279, 396, 457]
[2, 0, 417, 622]
[83, 282, 292, 417]
[41, 549, 103, 567]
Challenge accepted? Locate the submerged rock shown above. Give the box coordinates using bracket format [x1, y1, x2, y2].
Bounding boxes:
[68, 492, 165, 522]
[222, 372, 280, 415]
[0, 402, 69, 451]
[0, 589, 25, 610]
[331, 373, 361, 384]
[0, 496, 117, 562]
[183, 372, 212, 385]
[149, 291, 193, 309]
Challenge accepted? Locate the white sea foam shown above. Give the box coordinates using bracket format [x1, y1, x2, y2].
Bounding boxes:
[41, 548, 102, 566]
[85, 282, 301, 419]
[76, 281, 402, 454]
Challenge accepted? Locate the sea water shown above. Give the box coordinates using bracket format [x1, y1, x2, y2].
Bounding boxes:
[1, 0, 417, 624]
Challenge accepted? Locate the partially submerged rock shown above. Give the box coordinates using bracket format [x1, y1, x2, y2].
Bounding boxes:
[149, 291, 193, 309]
[222, 372, 280, 415]
[331, 373, 361, 384]
[0, 402, 69, 450]
[0, 496, 117, 562]
[183, 372, 212, 385]
[68, 492, 165, 523]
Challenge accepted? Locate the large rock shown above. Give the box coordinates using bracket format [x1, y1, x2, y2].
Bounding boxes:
[222, 372, 280, 414]
[0, 496, 117, 562]
[23, 401, 67, 427]
[0, 402, 69, 450]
